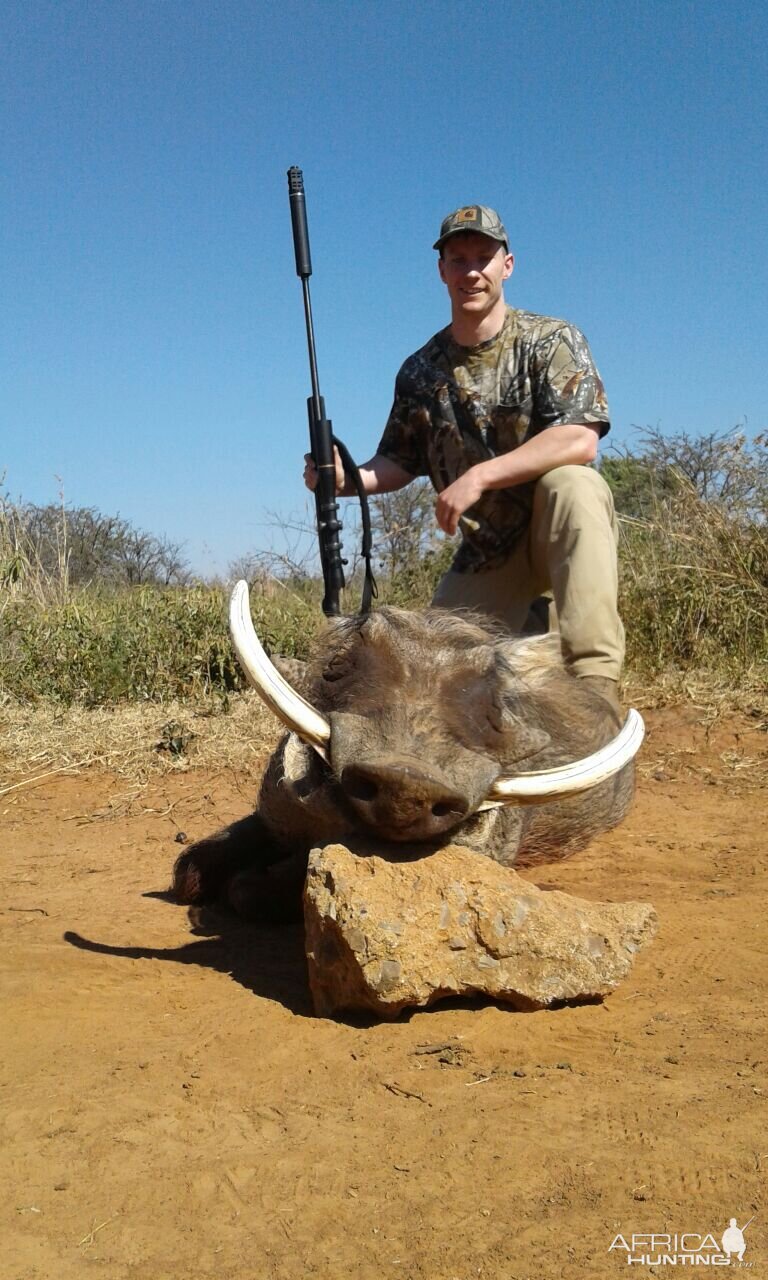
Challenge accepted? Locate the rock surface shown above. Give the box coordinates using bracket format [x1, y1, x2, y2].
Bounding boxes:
[304, 842, 658, 1019]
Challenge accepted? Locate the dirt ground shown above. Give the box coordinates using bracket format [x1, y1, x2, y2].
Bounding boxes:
[2, 703, 766, 1280]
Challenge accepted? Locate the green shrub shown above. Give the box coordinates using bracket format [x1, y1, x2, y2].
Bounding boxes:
[2, 429, 765, 706]
[618, 500, 767, 676]
[603, 429, 767, 679]
[0, 585, 320, 706]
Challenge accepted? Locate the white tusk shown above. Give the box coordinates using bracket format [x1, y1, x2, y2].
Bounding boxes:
[229, 581, 330, 761]
[479, 709, 645, 809]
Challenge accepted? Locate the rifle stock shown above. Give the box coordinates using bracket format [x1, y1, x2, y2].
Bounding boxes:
[307, 394, 345, 613]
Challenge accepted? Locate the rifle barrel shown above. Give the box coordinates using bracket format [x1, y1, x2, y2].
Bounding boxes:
[287, 165, 345, 615]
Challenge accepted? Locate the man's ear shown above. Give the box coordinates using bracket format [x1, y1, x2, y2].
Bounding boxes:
[437, 257, 447, 284]
[503, 252, 515, 281]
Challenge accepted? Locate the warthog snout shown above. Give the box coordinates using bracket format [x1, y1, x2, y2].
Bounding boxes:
[341, 759, 469, 840]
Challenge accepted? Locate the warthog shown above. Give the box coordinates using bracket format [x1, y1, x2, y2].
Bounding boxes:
[173, 583, 643, 920]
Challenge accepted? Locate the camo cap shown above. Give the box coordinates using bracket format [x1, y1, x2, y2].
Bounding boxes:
[433, 205, 508, 252]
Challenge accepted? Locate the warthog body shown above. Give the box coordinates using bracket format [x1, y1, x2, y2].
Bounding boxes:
[173, 607, 635, 919]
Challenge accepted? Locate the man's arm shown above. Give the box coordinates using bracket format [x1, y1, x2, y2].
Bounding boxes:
[304, 449, 415, 498]
[435, 423, 600, 536]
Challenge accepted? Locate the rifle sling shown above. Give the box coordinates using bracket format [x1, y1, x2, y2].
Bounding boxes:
[333, 436, 377, 614]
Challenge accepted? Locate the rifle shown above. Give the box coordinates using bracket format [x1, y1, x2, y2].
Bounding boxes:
[287, 166, 375, 617]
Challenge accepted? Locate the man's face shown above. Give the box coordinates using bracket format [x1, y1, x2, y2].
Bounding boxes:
[438, 232, 514, 317]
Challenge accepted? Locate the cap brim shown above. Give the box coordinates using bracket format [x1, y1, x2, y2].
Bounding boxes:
[433, 230, 508, 251]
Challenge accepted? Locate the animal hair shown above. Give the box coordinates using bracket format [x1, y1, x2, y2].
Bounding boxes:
[497, 633, 565, 684]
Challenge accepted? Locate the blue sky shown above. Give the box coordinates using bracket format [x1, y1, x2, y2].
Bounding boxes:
[3, 0, 766, 577]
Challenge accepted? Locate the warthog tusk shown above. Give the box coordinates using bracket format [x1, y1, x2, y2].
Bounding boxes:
[229, 581, 330, 761]
[480, 709, 645, 808]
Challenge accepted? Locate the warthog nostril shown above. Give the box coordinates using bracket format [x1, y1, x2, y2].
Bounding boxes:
[431, 801, 463, 818]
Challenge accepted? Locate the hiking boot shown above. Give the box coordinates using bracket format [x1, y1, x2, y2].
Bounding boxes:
[579, 675, 622, 717]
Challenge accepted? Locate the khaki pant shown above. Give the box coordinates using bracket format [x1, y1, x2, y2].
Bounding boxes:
[432, 465, 625, 680]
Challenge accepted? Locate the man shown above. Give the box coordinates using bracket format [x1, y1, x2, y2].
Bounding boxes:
[304, 204, 624, 713]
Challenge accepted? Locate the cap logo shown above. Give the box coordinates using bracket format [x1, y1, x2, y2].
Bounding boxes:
[456, 207, 479, 223]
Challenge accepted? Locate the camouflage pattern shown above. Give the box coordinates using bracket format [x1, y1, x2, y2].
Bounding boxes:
[376, 307, 610, 572]
[434, 205, 508, 251]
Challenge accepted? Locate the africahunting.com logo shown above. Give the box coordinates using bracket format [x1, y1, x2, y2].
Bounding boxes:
[609, 1216, 756, 1266]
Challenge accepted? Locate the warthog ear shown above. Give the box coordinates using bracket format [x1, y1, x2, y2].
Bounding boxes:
[498, 633, 564, 683]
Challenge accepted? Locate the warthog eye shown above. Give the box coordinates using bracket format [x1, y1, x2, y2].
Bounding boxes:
[322, 653, 350, 683]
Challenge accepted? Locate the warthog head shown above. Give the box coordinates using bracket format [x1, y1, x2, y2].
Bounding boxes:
[295, 607, 582, 841]
[231, 582, 641, 845]
[172, 585, 642, 916]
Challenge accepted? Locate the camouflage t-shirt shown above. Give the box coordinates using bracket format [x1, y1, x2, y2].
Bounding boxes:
[376, 306, 610, 572]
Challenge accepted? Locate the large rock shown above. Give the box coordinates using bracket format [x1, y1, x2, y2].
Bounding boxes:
[304, 843, 658, 1019]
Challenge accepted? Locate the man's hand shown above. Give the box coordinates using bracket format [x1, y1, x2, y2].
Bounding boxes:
[303, 445, 345, 495]
[435, 425, 601, 534]
[304, 450, 415, 499]
[435, 467, 486, 536]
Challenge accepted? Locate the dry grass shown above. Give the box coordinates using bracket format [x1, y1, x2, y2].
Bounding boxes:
[622, 665, 767, 718]
[0, 690, 281, 794]
[2, 673, 765, 797]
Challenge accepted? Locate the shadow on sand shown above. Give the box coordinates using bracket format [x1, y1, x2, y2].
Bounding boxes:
[64, 888, 599, 1025]
[64, 891, 314, 1018]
